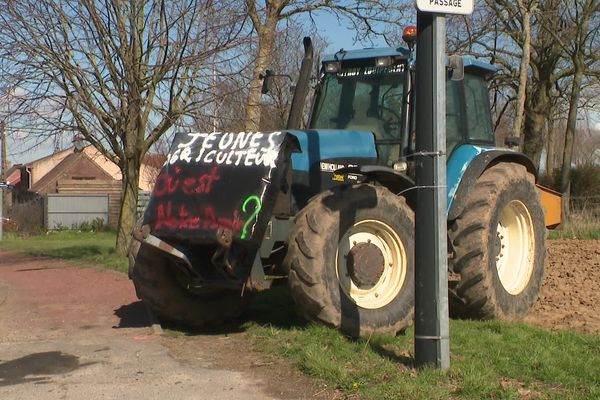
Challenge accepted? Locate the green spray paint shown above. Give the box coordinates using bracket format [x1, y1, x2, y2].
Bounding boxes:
[240, 195, 262, 240]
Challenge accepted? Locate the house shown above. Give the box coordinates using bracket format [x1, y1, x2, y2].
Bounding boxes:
[8, 146, 165, 228]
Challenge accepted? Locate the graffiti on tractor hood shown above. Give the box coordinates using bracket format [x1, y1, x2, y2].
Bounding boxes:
[144, 131, 299, 245]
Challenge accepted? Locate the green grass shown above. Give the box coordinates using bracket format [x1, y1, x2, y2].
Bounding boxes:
[548, 227, 600, 240]
[0, 231, 128, 273]
[242, 287, 600, 400]
[549, 211, 600, 240]
[2, 231, 599, 399]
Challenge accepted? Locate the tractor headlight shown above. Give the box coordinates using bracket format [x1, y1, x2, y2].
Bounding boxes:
[375, 56, 392, 67]
[393, 160, 408, 173]
[324, 61, 341, 73]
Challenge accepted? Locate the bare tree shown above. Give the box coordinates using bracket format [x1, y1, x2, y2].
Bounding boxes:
[258, 24, 326, 130]
[243, 0, 408, 132]
[0, 0, 246, 254]
[556, 0, 600, 220]
[511, 0, 537, 143]
[573, 119, 600, 167]
[449, 0, 600, 172]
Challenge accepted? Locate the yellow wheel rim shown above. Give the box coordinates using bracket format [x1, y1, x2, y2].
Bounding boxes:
[495, 200, 535, 295]
[336, 219, 407, 309]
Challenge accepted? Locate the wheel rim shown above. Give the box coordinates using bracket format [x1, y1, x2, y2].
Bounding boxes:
[495, 200, 535, 295]
[336, 219, 407, 309]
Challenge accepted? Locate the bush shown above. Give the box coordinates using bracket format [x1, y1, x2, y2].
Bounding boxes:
[570, 163, 600, 198]
[9, 199, 44, 235]
[74, 218, 108, 232]
[52, 218, 108, 232]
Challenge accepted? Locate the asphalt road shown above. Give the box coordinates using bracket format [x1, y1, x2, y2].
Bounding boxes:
[0, 252, 281, 400]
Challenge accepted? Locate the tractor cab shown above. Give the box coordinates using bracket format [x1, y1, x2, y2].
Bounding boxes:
[309, 47, 409, 166]
[308, 44, 498, 169]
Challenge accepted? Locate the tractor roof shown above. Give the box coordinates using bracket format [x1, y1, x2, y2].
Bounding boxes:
[322, 46, 497, 75]
[463, 57, 497, 74]
[322, 46, 410, 62]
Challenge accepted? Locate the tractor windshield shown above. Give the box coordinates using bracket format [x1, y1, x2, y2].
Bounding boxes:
[309, 64, 406, 166]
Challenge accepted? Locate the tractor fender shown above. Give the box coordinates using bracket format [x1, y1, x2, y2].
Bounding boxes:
[447, 149, 536, 221]
[336, 165, 415, 203]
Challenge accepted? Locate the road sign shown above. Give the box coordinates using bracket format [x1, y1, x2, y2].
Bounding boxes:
[416, 0, 474, 15]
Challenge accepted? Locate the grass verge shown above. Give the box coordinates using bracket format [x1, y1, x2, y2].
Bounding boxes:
[548, 227, 600, 240]
[0, 231, 127, 273]
[242, 287, 600, 400]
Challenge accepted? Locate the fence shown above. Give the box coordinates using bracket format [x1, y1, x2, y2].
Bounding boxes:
[57, 179, 122, 228]
[570, 195, 600, 218]
[563, 195, 600, 231]
[44, 194, 109, 230]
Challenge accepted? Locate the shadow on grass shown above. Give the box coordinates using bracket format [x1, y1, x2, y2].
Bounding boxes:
[157, 285, 416, 368]
[367, 338, 414, 368]
[28, 245, 108, 260]
[162, 285, 309, 337]
[244, 284, 307, 328]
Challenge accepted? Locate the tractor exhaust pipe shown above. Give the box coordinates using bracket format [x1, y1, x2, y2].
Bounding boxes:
[286, 37, 313, 130]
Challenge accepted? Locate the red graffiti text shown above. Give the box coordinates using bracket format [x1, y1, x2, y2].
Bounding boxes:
[153, 201, 244, 232]
[154, 166, 220, 197]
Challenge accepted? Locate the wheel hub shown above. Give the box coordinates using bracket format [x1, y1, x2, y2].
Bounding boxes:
[346, 242, 385, 289]
[494, 228, 505, 261]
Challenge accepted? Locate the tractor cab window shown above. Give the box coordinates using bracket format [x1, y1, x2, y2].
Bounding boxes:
[310, 65, 406, 166]
[407, 79, 464, 157]
[446, 79, 464, 156]
[464, 74, 494, 143]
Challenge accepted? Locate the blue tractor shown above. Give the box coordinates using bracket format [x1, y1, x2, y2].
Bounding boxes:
[129, 33, 560, 338]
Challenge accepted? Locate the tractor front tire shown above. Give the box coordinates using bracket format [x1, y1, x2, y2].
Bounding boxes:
[285, 184, 414, 338]
[449, 162, 545, 319]
[130, 243, 246, 327]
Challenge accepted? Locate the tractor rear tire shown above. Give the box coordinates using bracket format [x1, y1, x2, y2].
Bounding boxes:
[284, 184, 414, 338]
[448, 162, 545, 319]
[130, 243, 246, 327]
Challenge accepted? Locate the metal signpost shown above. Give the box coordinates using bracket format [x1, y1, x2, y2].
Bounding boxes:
[0, 181, 9, 241]
[414, 0, 473, 370]
[0, 182, 2, 241]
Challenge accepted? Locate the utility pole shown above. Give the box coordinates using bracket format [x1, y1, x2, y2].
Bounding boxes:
[1, 121, 5, 177]
[414, 10, 450, 370]
[413, 0, 473, 370]
[0, 120, 4, 241]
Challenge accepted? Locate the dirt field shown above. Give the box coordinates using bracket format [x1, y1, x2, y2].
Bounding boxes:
[525, 239, 600, 334]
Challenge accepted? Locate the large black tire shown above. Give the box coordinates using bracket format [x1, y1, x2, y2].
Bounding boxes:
[284, 184, 414, 338]
[130, 243, 246, 327]
[448, 162, 546, 319]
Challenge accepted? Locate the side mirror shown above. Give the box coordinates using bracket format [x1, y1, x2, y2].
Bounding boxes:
[448, 55, 464, 81]
[260, 70, 273, 94]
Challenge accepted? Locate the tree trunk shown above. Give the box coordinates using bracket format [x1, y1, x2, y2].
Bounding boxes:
[1, 121, 8, 216]
[116, 2, 144, 256]
[523, 76, 553, 168]
[560, 68, 584, 223]
[523, 96, 546, 168]
[545, 105, 555, 178]
[116, 158, 141, 256]
[512, 6, 533, 144]
[244, 20, 277, 132]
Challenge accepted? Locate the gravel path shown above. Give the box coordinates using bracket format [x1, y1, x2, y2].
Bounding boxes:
[0, 252, 285, 400]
